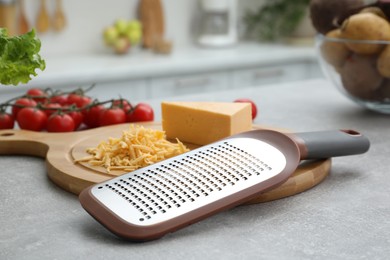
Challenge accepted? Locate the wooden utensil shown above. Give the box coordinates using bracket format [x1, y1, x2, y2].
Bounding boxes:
[0, 0, 17, 36]
[139, 0, 153, 48]
[0, 123, 331, 202]
[18, 0, 29, 34]
[139, 0, 165, 49]
[36, 0, 49, 33]
[53, 0, 66, 32]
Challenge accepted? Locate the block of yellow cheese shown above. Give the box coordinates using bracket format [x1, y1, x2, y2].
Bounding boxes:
[161, 101, 252, 145]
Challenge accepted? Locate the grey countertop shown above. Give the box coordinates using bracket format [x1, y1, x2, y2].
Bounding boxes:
[1, 79, 389, 259]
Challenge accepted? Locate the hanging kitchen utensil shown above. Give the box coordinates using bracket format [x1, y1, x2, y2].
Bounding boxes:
[0, 0, 17, 36]
[53, 0, 66, 31]
[18, 0, 28, 34]
[79, 129, 369, 241]
[36, 0, 49, 33]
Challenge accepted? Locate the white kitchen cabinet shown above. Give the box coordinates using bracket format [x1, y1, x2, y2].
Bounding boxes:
[149, 71, 229, 98]
[232, 62, 310, 88]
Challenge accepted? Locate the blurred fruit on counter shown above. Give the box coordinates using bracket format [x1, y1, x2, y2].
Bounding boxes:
[126, 20, 142, 44]
[103, 19, 142, 54]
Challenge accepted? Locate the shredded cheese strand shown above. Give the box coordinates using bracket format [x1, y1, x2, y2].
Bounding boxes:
[75, 124, 189, 173]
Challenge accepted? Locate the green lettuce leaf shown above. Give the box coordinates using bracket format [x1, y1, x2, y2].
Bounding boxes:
[0, 28, 46, 86]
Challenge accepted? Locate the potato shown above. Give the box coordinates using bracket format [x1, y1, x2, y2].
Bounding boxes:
[321, 29, 351, 69]
[375, 80, 390, 101]
[377, 44, 390, 77]
[340, 12, 390, 54]
[340, 54, 384, 100]
[309, 0, 364, 34]
[359, 7, 387, 19]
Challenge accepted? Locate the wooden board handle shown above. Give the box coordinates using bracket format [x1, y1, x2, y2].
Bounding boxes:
[0, 128, 112, 194]
[0, 129, 51, 157]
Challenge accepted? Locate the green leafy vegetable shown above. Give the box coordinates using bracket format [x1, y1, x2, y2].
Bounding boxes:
[0, 28, 46, 86]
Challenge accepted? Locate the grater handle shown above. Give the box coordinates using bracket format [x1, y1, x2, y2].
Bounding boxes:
[289, 129, 370, 160]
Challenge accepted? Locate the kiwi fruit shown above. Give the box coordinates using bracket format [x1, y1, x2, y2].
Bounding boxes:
[309, 0, 364, 34]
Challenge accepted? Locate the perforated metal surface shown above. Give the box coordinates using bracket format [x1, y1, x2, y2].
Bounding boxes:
[91, 137, 286, 225]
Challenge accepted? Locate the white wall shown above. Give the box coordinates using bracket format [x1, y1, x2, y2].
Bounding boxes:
[20, 0, 265, 56]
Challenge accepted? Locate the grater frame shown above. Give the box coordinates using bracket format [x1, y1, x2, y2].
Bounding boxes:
[79, 130, 301, 241]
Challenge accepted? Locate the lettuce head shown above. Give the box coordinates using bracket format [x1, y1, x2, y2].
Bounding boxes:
[0, 28, 46, 86]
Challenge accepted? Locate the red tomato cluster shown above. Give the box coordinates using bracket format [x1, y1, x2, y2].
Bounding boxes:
[0, 87, 154, 132]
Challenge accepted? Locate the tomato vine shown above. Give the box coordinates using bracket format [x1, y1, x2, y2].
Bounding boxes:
[0, 85, 154, 132]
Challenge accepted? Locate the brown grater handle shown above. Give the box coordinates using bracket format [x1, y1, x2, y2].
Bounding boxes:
[288, 130, 370, 160]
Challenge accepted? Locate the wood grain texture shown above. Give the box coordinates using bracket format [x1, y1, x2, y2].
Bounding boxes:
[138, 0, 165, 49]
[244, 159, 330, 204]
[36, 0, 50, 33]
[18, 0, 29, 34]
[0, 123, 330, 203]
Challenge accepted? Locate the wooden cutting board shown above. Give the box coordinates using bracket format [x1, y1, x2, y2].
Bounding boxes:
[0, 122, 330, 203]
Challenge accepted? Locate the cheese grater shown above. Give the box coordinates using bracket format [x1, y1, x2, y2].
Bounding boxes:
[79, 129, 369, 241]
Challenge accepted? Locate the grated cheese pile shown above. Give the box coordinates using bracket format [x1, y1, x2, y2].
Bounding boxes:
[75, 124, 189, 173]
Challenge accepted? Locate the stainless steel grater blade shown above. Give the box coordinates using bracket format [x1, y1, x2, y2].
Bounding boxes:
[79, 129, 370, 241]
[91, 137, 286, 224]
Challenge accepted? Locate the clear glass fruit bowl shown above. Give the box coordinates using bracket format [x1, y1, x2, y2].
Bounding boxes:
[315, 34, 390, 114]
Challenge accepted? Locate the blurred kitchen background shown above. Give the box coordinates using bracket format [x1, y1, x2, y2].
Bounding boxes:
[6, 0, 313, 55]
[0, 0, 323, 102]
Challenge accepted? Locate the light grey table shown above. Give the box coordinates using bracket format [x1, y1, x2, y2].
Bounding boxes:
[1, 79, 389, 260]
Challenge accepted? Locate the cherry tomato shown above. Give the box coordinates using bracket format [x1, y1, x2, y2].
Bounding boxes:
[99, 107, 126, 126]
[46, 114, 75, 132]
[50, 95, 68, 106]
[112, 99, 132, 112]
[17, 107, 47, 131]
[77, 96, 92, 108]
[67, 111, 83, 130]
[0, 112, 15, 129]
[126, 103, 154, 122]
[234, 98, 258, 120]
[42, 103, 62, 117]
[83, 104, 105, 128]
[66, 93, 81, 106]
[26, 88, 47, 104]
[12, 98, 37, 118]
[67, 93, 92, 108]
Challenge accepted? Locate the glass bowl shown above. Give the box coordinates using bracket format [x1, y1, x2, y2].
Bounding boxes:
[315, 34, 390, 114]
